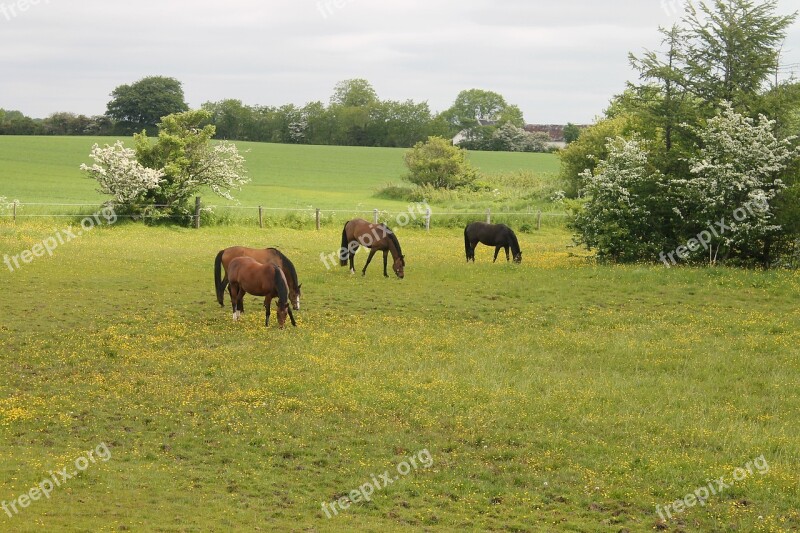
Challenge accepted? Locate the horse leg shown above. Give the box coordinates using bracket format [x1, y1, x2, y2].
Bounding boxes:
[264, 297, 271, 328]
[230, 282, 244, 314]
[288, 307, 296, 327]
[230, 283, 240, 321]
[505, 246, 510, 262]
[383, 250, 389, 277]
[469, 240, 478, 262]
[493, 246, 501, 263]
[220, 275, 229, 306]
[349, 244, 359, 274]
[362, 248, 378, 276]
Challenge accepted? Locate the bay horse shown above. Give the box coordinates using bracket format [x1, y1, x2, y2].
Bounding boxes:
[340, 218, 405, 278]
[464, 222, 522, 263]
[215, 247, 302, 311]
[227, 257, 297, 328]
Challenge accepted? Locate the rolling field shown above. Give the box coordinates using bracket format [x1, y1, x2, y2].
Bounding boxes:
[1, 137, 800, 532]
[0, 136, 560, 211]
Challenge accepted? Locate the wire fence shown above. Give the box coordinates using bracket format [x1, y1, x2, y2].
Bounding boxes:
[0, 200, 570, 231]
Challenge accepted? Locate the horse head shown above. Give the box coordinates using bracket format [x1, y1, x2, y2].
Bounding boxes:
[393, 255, 405, 279]
[276, 301, 290, 329]
[513, 252, 522, 264]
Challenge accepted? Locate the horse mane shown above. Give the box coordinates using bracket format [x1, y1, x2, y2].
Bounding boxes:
[268, 248, 298, 288]
[507, 227, 521, 256]
[383, 226, 404, 262]
[273, 266, 289, 306]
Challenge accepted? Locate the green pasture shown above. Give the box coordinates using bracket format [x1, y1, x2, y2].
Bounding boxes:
[0, 136, 560, 213]
[0, 220, 799, 532]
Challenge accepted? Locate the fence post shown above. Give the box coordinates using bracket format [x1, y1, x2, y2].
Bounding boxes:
[316, 208, 321, 231]
[258, 206, 264, 229]
[373, 208, 379, 224]
[194, 197, 201, 229]
[537, 210, 542, 231]
[425, 207, 431, 231]
[12, 201, 17, 224]
[486, 208, 491, 224]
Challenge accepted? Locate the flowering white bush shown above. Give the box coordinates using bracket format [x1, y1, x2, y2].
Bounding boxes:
[571, 135, 670, 261]
[678, 102, 798, 262]
[80, 111, 250, 223]
[191, 141, 248, 201]
[80, 141, 163, 204]
[571, 103, 800, 265]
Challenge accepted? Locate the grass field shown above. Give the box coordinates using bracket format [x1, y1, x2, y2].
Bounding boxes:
[1, 137, 799, 531]
[0, 136, 560, 212]
[1, 218, 799, 532]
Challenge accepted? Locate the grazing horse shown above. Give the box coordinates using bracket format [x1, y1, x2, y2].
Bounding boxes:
[227, 257, 297, 329]
[215, 247, 302, 311]
[339, 218, 405, 278]
[464, 222, 522, 263]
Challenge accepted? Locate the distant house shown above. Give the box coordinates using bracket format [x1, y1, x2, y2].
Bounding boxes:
[525, 124, 569, 149]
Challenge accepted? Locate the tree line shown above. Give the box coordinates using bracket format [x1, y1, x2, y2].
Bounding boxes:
[1, 78, 559, 152]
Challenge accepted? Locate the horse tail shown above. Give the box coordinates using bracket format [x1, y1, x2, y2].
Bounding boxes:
[340, 222, 349, 266]
[464, 225, 471, 260]
[214, 250, 225, 306]
[274, 266, 289, 307]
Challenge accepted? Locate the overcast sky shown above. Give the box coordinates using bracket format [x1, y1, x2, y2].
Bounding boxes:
[2, 0, 800, 124]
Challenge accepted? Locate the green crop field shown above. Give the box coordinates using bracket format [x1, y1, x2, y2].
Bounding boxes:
[1, 137, 799, 532]
[0, 136, 560, 211]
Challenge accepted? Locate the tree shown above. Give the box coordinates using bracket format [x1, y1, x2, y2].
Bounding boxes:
[134, 110, 248, 216]
[563, 123, 581, 144]
[404, 136, 478, 189]
[106, 76, 189, 134]
[570, 136, 670, 262]
[444, 89, 509, 129]
[202, 99, 253, 140]
[82, 110, 249, 222]
[682, 0, 796, 112]
[442, 89, 527, 147]
[569, 0, 800, 266]
[330, 79, 378, 108]
[41, 112, 93, 135]
[677, 102, 797, 265]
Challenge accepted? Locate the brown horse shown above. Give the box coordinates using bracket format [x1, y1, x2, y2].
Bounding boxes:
[340, 218, 405, 278]
[215, 246, 302, 310]
[227, 257, 296, 328]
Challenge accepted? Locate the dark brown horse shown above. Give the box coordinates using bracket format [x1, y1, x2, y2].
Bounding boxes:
[215, 247, 302, 310]
[464, 222, 522, 263]
[340, 218, 405, 278]
[227, 257, 296, 329]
